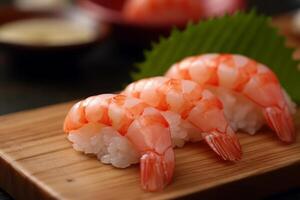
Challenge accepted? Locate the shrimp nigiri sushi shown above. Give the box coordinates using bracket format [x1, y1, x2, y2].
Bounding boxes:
[166, 54, 296, 143]
[63, 94, 175, 191]
[122, 0, 203, 26]
[123, 77, 242, 161]
[122, 0, 244, 26]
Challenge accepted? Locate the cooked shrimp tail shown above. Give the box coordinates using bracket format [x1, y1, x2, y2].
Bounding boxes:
[264, 106, 295, 143]
[187, 91, 242, 161]
[141, 148, 174, 191]
[204, 130, 242, 161]
[127, 107, 175, 191]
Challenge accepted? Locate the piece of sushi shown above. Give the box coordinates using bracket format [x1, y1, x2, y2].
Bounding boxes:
[123, 77, 242, 161]
[166, 53, 296, 143]
[63, 94, 175, 191]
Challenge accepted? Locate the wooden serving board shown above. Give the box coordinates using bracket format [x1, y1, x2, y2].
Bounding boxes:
[0, 102, 299, 200]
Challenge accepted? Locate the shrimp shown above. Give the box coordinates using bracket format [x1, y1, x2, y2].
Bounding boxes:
[166, 54, 296, 143]
[64, 94, 175, 191]
[123, 77, 242, 161]
[122, 0, 203, 26]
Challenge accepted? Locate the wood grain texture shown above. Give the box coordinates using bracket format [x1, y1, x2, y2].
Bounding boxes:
[0, 102, 299, 200]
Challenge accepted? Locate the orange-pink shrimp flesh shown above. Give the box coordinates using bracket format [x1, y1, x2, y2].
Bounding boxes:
[166, 54, 296, 143]
[64, 94, 175, 191]
[122, 0, 203, 26]
[123, 77, 242, 161]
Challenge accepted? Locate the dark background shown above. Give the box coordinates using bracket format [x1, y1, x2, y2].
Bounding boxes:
[0, 0, 300, 199]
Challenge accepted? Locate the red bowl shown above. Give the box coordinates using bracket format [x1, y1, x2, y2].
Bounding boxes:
[78, 0, 185, 46]
[78, 0, 245, 46]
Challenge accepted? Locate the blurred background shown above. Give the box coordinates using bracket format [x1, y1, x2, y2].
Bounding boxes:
[0, 0, 300, 199]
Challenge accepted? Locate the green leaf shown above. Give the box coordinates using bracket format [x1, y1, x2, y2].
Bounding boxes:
[132, 11, 300, 103]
